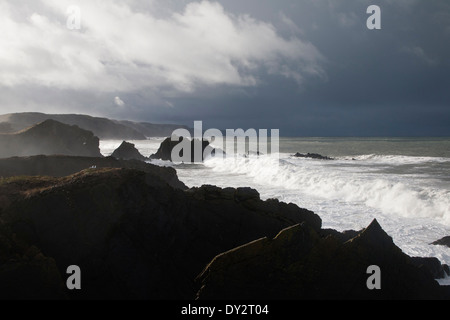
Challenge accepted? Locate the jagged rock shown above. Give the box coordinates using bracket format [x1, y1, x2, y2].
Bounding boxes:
[196, 219, 449, 300]
[293, 152, 334, 160]
[0, 122, 13, 134]
[411, 257, 450, 279]
[235, 187, 260, 202]
[150, 136, 215, 162]
[0, 119, 102, 158]
[111, 141, 147, 161]
[431, 236, 450, 248]
[0, 167, 320, 299]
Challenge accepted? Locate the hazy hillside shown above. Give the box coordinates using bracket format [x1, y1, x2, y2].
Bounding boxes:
[116, 120, 193, 138]
[0, 112, 191, 140]
[0, 119, 102, 158]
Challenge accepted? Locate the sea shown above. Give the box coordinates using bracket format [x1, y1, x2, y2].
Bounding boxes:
[100, 137, 450, 284]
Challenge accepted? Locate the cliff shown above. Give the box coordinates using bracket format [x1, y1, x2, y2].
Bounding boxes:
[196, 219, 449, 299]
[0, 119, 102, 158]
[0, 164, 319, 299]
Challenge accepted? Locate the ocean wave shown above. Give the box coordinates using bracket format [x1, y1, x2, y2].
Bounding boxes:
[203, 154, 450, 224]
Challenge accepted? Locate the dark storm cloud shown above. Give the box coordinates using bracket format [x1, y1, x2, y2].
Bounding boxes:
[202, 0, 450, 136]
[1, 0, 449, 136]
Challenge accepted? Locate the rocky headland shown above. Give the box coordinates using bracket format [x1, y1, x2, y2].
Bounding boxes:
[0, 119, 102, 158]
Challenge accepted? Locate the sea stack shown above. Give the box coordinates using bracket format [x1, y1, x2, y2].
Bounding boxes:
[111, 141, 148, 161]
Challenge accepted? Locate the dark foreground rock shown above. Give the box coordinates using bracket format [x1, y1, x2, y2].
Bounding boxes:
[111, 141, 148, 161]
[196, 219, 450, 300]
[411, 257, 450, 279]
[0, 119, 102, 158]
[150, 136, 215, 162]
[0, 155, 184, 190]
[0, 166, 319, 299]
[293, 152, 334, 160]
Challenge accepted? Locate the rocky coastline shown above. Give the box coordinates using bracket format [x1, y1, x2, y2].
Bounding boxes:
[0, 153, 448, 300]
[0, 118, 448, 300]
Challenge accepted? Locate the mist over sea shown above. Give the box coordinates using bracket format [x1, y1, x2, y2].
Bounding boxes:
[101, 137, 450, 283]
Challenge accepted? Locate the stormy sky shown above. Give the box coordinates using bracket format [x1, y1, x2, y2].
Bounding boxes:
[1, 0, 449, 136]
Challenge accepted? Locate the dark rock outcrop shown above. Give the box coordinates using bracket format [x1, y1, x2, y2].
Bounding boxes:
[0, 155, 185, 190]
[432, 236, 450, 248]
[0, 166, 320, 299]
[150, 136, 215, 162]
[293, 152, 334, 160]
[411, 257, 450, 279]
[0, 119, 102, 158]
[196, 219, 450, 300]
[111, 141, 148, 161]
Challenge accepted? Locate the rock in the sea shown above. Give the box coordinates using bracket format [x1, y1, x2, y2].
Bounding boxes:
[411, 257, 450, 279]
[431, 236, 450, 248]
[150, 136, 215, 162]
[293, 152, 334, 160]
[196, 219, 449, 300]
[111, 141, 147, 161]
[0, 119, 102, 158]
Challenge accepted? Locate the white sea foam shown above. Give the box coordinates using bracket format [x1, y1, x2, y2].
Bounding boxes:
[202, 154, 450, 224]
